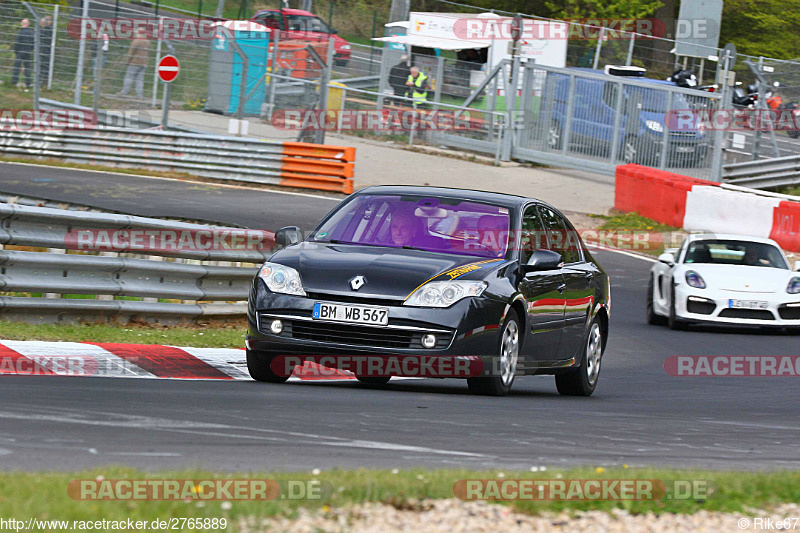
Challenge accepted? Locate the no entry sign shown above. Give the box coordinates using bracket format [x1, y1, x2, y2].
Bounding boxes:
[157, 55, 180, 83]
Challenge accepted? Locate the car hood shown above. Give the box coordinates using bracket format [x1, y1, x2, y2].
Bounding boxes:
[271, 242, 507, 300]
[680, 264, 793, 293]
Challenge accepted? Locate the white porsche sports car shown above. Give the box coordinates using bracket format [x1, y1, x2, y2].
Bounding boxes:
[647, 234, 800, 331]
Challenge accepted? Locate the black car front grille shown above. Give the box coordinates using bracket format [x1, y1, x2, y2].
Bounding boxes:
[291, 321, 415, 348]
[778, 305, 800, 320]
[259, 314, 455, 350]
[686, 298, 716, 315]
[718, 309, 776, 320]
[304, 291, 405, 307]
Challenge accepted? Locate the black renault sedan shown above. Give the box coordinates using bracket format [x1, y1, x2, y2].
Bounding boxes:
[246, 186, 610, 396]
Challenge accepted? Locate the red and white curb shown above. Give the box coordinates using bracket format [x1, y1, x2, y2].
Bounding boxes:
[0, 340, 363, 382]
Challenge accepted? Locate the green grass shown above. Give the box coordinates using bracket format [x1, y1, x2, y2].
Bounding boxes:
[0, 320, 245, 348]
[0, 467, 798, 525]
[591, 211, 679, 233]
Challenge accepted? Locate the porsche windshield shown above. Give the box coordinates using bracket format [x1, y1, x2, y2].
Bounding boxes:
[311, 195, 511, 258]
[684, 240, 788, 269]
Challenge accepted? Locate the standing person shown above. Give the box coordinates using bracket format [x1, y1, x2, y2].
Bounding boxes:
[388, 54, 410, 104]
[405, 66, 429, 106]
[38, 16, 52, 85]
[11, 19, 34, 90]
[119, 29, 150, 99]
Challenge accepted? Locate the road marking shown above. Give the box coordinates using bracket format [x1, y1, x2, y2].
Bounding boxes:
[0, 161, 340, 201]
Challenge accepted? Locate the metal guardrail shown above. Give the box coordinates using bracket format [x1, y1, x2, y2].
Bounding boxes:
[723, 155, 800, 189]
[0, 202, 270, 323]
[0, 127, 356, 194]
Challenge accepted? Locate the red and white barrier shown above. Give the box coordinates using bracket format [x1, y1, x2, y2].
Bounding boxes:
[0, 341, 360, 382]
[615, 164, 800, 252]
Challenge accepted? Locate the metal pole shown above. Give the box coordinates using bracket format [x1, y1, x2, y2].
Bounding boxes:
[216, 0, 225, 18]
[592, 27, 604, 70]
[698, 58, 705, 85]
[115, 0, 119, 17]
[500, 54, 520, 161]
[710, 50, 731, 182]
[266, 29, 280, 121]
[93, 42, 104, 115]
[369, 10, 376, 76]
[74, 0, 89, 105]
[315, 36, 335, 144]
[659, 91, 673, 169]
[151, 18, 163, 107]
[48, 5, 58, 90]
[161, 81, 172, 128]
[625, 32, 634, 66]
[409, 100, 416, 146]
[22, 2, 40, 112]
[198, 0, 203, 18]
[433, 55, 444, 111]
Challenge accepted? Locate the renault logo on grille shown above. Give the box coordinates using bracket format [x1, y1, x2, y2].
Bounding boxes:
[350, 276, 366, 291]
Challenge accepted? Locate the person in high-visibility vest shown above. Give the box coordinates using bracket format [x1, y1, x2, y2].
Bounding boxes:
[405, 66, 429, 105]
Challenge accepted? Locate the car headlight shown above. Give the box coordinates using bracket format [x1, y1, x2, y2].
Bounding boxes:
[646, 120, 664, 133]
[258, 262, 306, 296]
[341, 44, 351, 50]
[788, 276, 800, 294]
[404, 281, 487, 308]
[685, 270, 706, 289]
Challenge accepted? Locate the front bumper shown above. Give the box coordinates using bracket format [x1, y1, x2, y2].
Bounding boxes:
[674, 285, 800, 326]
[246, 287, 508, 359]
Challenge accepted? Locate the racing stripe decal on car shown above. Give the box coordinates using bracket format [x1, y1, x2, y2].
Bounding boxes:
[404, 259, 507, 300]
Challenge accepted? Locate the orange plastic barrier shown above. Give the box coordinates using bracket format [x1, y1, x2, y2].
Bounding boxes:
[279, 142, 355, 194]
[615, 164, 719, 228]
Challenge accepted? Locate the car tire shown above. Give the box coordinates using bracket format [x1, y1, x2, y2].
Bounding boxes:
[555, 317, 603, 397]
[788, 130, 800, 139]
[668, 282, 687, 330]
[467, 309, 520, 396]
[547, 120, 563, 150]
[334, 59, 349, 67]
[356, 376, 391, 384]
[246, 350, 292, 383]
[647, 274, 667, 325]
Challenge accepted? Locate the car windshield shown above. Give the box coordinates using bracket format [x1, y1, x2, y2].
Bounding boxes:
[311, 194, 511, 258]
[684, 240, 788, 269]
[286, 15, 331, 33]
[628, 86, 692, 113]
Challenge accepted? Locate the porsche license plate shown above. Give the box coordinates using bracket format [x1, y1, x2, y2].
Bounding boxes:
[313, 302, 389, 326]
[728, 299, 768, 310]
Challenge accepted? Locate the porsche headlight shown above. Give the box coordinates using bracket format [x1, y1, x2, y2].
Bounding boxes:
[258, 262, 306, 296]
[788, 276, 800, 294]
[646, 120, 664, 133]
[685, 270, 706, 289]
[404, 281, 487, 308]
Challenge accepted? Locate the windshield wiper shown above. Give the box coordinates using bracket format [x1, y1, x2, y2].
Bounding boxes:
[326, 239, 383, 247]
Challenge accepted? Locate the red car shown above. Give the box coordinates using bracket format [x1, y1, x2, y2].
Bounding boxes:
[251, 8, 351, 66]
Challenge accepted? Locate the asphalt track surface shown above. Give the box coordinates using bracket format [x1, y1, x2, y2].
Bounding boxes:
[1, 163, 799, 472]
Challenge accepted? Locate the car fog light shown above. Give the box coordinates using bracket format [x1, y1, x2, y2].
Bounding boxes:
[421, 334, 437, 349]
[270, 319, 283, 334]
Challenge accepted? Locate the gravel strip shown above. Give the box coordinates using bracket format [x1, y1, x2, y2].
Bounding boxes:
[238, 500, 800, 532]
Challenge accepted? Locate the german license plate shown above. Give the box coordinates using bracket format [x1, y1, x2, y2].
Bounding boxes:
[313, 302, 389, 326]
[728, 299, 768, 309]
[676, 146, 694, 153]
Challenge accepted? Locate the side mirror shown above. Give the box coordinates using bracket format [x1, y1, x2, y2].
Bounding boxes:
[275, 226, 301, 248]
[522, 249, 563, 274]
[794, 261, 800, 271]
[658, 252, 675, 266]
